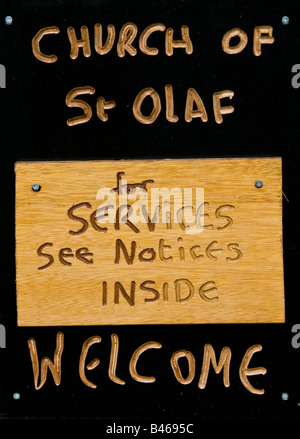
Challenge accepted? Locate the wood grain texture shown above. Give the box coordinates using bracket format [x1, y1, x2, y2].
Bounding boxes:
[15, 158, 284, 326]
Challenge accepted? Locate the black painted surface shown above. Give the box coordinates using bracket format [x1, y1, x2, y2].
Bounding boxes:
[0, 0, 299, 422]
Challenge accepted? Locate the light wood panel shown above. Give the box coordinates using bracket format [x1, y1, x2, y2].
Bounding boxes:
[15, 158, 284, 325]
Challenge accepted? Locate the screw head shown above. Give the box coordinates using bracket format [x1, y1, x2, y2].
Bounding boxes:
[32, 183, 41, 192]
[13, 392, 20, 400]
[255, 180, 263, 188]
[5, 16, 13, 25]
[282, 16, 290, 25]
[282, 392, 289, 401]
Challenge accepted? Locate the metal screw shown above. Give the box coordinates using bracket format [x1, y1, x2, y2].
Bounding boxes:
[32, 183, 41, 192]
[282, 16, 290, 25]
[282, 392, 289, 401]
[13, 392, 20, 400]
[255, 180, 263, 188]
[5, 16, 13, 25]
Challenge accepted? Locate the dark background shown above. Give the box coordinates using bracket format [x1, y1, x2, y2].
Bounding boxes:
[0, 0, 300, 424]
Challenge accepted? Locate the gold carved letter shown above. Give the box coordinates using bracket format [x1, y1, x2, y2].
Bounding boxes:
[27, 332, 64, 390]
[165, 25, 193, 56]
[129, 341, 162, 383]
[253, 26, 274, 56]
[239, 344, 267, 395]
[171, 350, 195, 384]
[96, 96, 116, 121]
[132, 87, 161, 124]
[67, 26, 91, 59]
[213, 90, 234, 124]
[185, 88, 208, 123]
[65, 86, 95, 126]
[79, 335, 101, 389]
[165, 84, 179, 122]
[32, 26, 60, 63]
[117, 23, 138, 57]
[139, 23, 166, 55]
[222, 28, 248, 54]
[94, 24, 116, 55]
[109, 334, 126, 385]
[199, 344, 231, 389]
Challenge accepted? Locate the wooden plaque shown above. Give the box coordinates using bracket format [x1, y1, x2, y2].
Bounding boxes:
[15, 158, 284, 326]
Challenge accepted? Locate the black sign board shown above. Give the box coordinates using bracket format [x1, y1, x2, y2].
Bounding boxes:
[1, 0, 300, 427]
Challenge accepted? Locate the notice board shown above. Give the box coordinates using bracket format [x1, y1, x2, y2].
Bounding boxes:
[1, 0, 300, 427]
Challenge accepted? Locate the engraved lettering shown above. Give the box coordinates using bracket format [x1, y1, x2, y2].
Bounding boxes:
[75, 247, 93, 264]
[140, 280, 160, 303]
[226, 243, 243, 261]
[138, 248, 156, 262]
[206, 241, 222, 260]
[90, 209, 107, 232]
[37, 242, 54, 270]
[68, 202, 91, 235]
[142, 205, 157, 232]
[159, 238, 173, 261]
[190, 245, 203, 261]
[203, 202, 214, 230]
[59, 247, 73, 266]
[114, 239, 136, 265]
[215, 204, 235, 230]
[115, 205, 140, 233]
[163, 282, 169, 301]
[175, 278, 194, 303]
[102, 281, 107, 306]
[178, 237, 185, 261]
[114, 281, 136, 306]
[199, 281, 218, 302]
